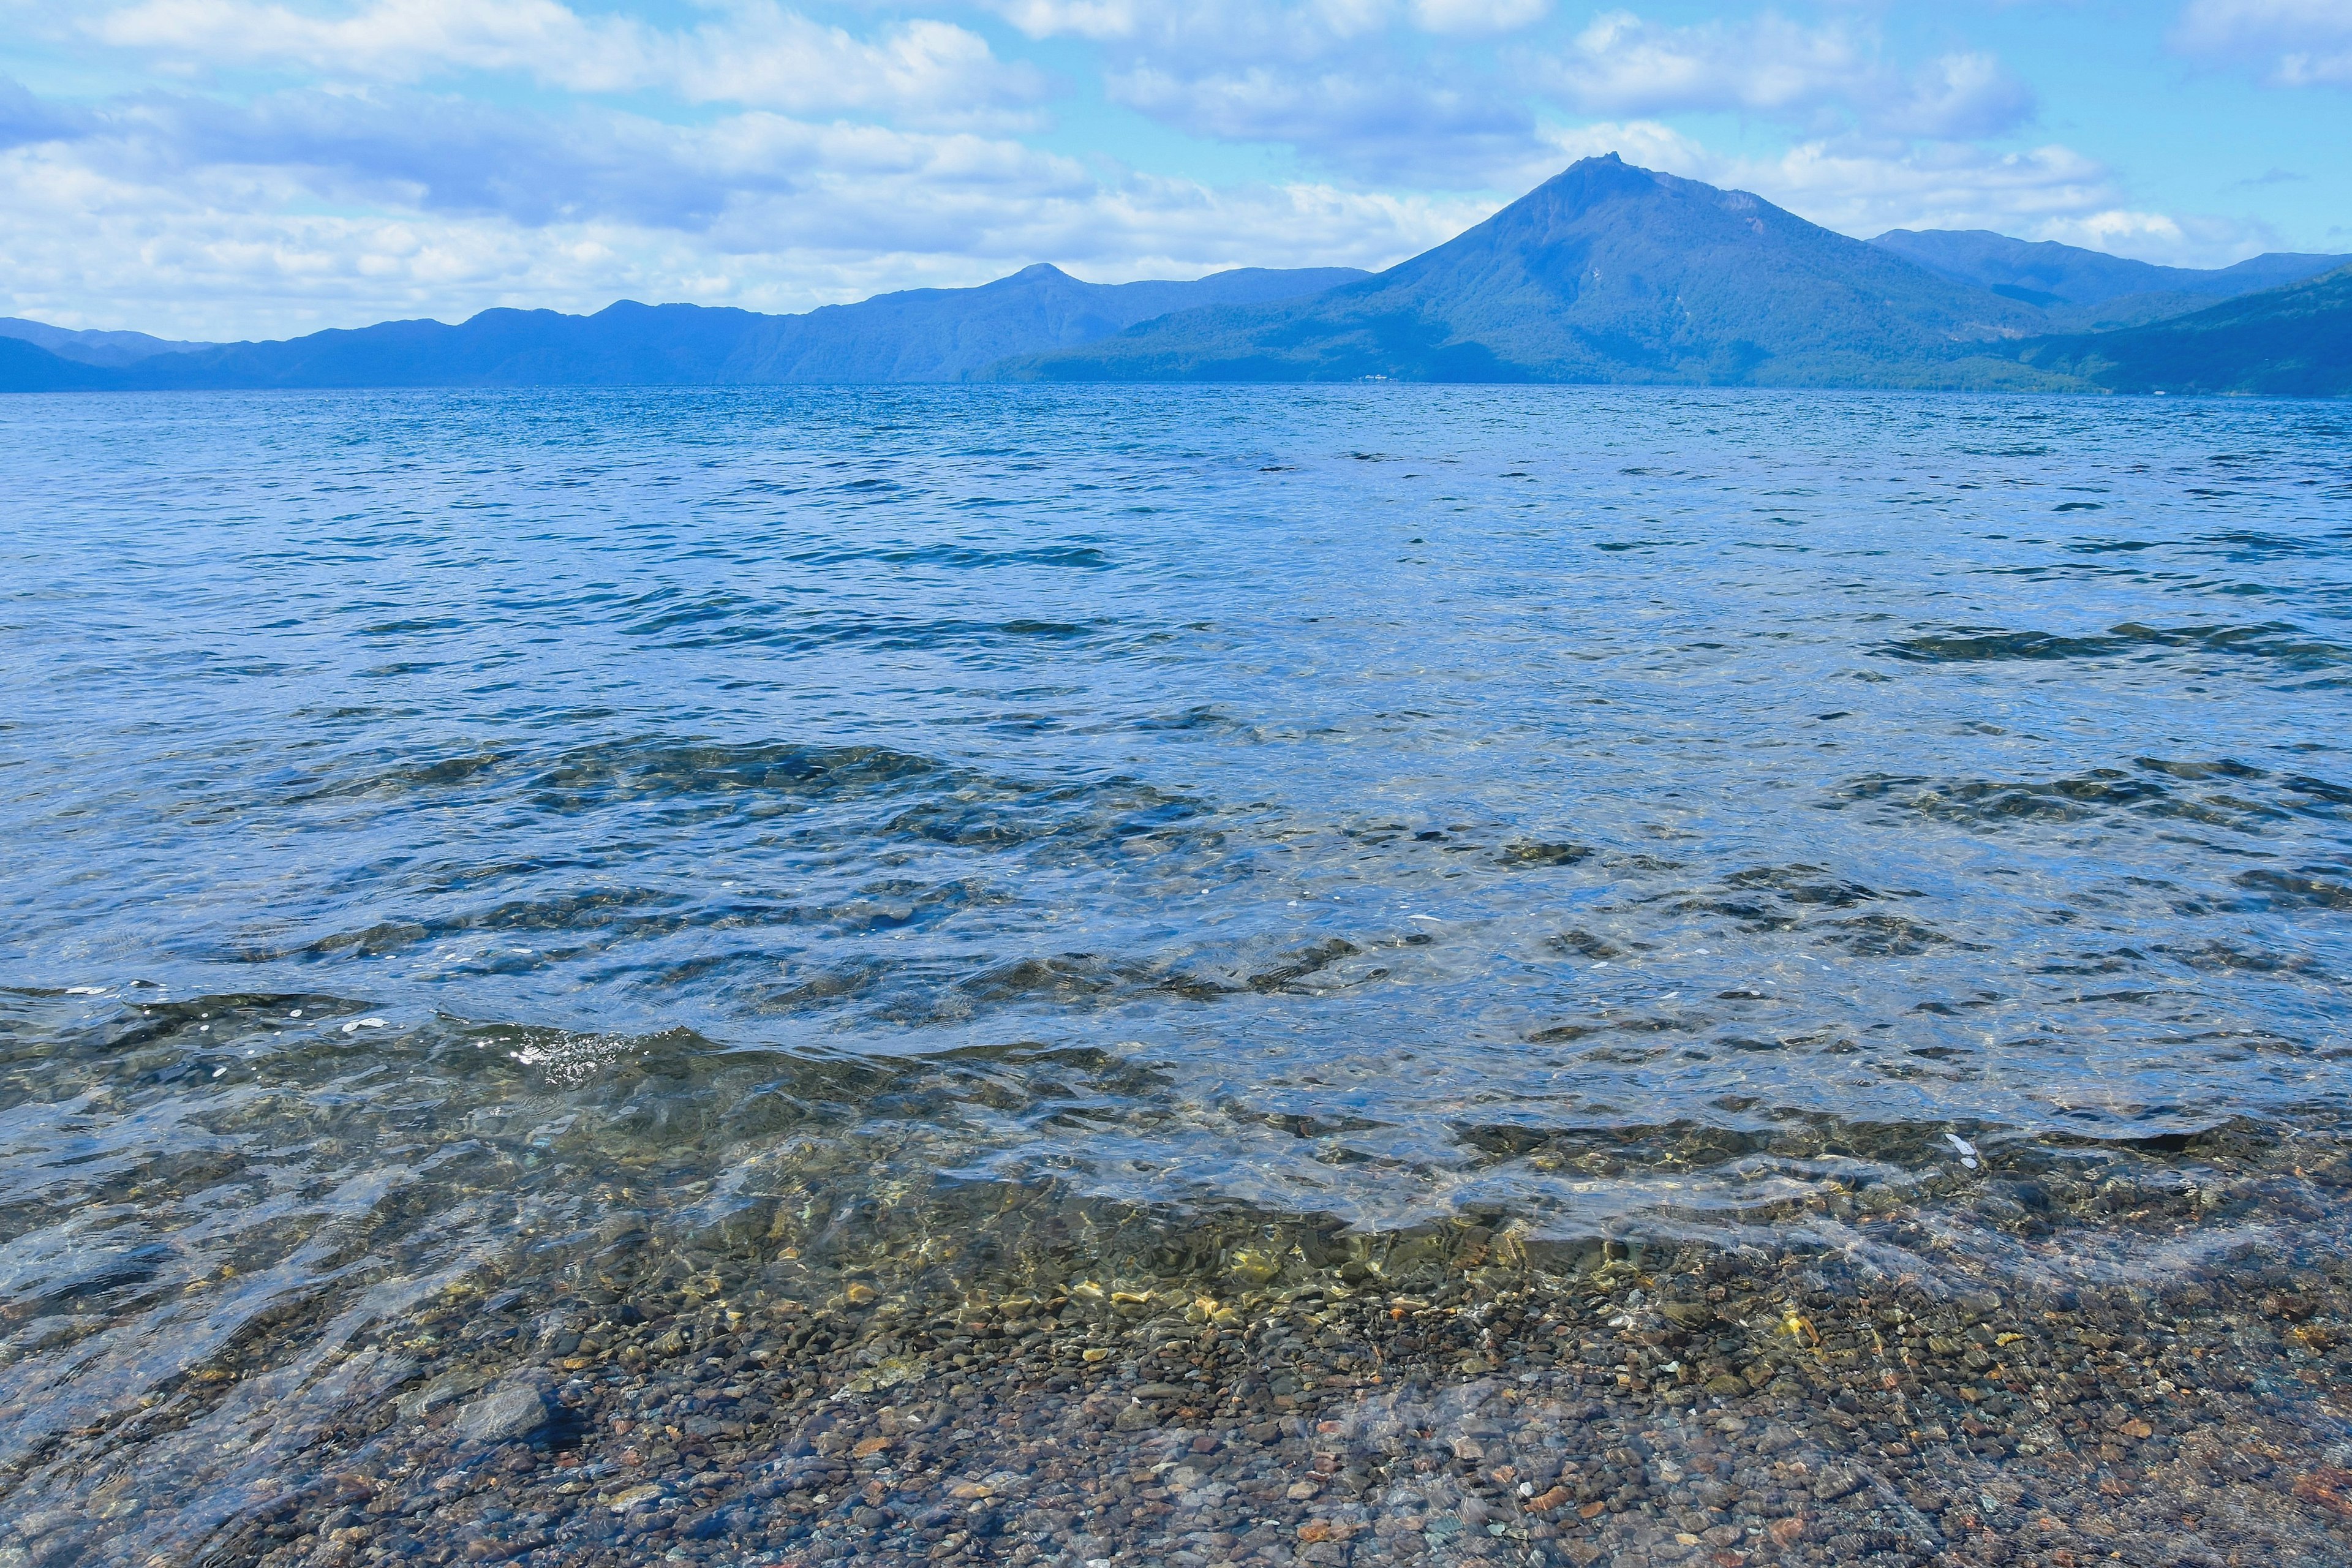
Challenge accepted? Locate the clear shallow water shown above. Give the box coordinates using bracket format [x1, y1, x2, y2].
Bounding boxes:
[3, 385, 2351, 1551]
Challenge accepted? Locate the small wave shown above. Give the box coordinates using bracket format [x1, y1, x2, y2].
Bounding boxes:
[1873, 619, 2351, 670]
[618, 597, 1112, 654]
[782, 541, 1114, 572]
[1823, 760, 2340, 838]
[2231, 867, 2352, 910]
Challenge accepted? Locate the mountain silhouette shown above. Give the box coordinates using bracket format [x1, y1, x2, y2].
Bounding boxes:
[0, 264, 1365, 391]
[1869, 230, 2349, 330]
[0, 318, 218, 367]
[4, 158, 2343, 396]
[997, 156, 2062, 386]
[2012, 262, 2352, 397]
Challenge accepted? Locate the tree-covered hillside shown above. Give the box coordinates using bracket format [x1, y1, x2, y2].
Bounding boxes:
[2011, 265, 2352, 398]
[997, 156, 2071, 388]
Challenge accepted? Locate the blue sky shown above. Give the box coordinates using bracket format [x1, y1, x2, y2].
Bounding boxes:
[2, 0, 2347, 338]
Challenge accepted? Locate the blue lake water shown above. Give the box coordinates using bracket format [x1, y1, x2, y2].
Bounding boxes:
[2, 384, 2349, 1556]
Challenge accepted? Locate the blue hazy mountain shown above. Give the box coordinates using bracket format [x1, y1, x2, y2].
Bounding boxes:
[997, 156, 2062, 387]
[0, 264, 1366, 391]
[0, 335, 128, 390]
[6, 160, 2343, 396]
[734, 264, 1368, 382]
[1869, 229, 2350, 330]
[0, 317, 219, 367]
[2010, 262, 2352, 397]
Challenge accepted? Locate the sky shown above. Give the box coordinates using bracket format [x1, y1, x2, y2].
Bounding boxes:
[2, 0, 2349, 339]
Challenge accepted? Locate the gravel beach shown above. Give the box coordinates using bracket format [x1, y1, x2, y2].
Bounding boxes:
[13, 1125, 2350, 1568]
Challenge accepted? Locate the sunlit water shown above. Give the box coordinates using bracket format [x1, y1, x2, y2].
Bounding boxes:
[2, 385, 2348, 1554]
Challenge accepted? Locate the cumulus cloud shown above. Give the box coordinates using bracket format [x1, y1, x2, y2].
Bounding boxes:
[1874, 52, 2036, 140]
[0, 0, 2275, 338]
[0, 74, 1479, 336]
[1109, 64, 1545, 184]
[1530, 10, 2035, 138]
[987, 0, 1568, 181]
[88, 0, 1051, 124]
[1042, 6, 2038, 184]
[1536, 9, 1862, 116]
[992, 0, 1547, 45]
[1735, 141, 2130, 240]
[1532, 121, 2272, 268]
[2174, 0, 2352, 86]
[1409, 0, 1550, 36]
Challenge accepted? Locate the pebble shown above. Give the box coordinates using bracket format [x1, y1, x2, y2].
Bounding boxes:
[451, 1379, 554, 1448]
[12, 1126, 2352, 1568]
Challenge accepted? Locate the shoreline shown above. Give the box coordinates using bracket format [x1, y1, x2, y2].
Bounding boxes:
[15, 1131, 2348, 1568]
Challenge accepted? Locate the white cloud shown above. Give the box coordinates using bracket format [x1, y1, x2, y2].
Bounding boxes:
[1876, 52, 2035, 141]
[0, 80, 1479, 337]
[92, 0, 645, 88]
[2175, 0, 2352, 85]
[88, 0, 1050, 123]
[990, 0, 1544, 51]
[1736, 140, 2128, 238]
[1537, 116, 1711, 174]
[0, 1, 2282, 338]
[1539, 124, 2272, 268]
[2028, 207, 2279, 267]
[982, 0, 1569, 183]
[989, 0, 1137, 40]
[1107, 63, 1545, 183]
[1409, 0, 1549, 37]
[1539, 9, 1863, 116]
[1529, 10, 2034, 138]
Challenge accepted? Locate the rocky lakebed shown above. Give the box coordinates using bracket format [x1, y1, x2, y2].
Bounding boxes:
[10, 1121, 2351, 1568]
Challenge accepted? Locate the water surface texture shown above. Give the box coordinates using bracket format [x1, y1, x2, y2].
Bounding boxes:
[2, 386, 2349, 1559]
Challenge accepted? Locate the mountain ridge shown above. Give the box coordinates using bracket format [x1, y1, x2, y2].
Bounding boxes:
[0, 317, 219, 367]
[0, 263, 1368, 391]
[997, 156, 2063, 388]
[1870, 228, 2348, 307]
[2010, 262, 2352, 398]
[4, 158, 2343, 396]
[1868, 230, 2351, 333]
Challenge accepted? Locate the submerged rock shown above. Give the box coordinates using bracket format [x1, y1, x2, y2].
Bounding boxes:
[450, 1378, 552, 1447]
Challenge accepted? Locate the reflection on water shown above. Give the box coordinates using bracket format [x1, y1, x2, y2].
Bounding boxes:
[1, 385, 2349, 1561]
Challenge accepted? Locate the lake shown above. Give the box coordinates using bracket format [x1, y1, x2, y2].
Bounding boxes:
[4, 385, 2348, 1567]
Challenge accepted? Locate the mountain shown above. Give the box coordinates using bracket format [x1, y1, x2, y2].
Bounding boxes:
[2010, 262, 2352, 398]
[0, 263, 1366, 392]
[1871, 229, 2348, 307]
[0, 335, 124, 390]
[737, 264, 1368, 383]
[1869, 230, 2351, 331]
[996, 156, 2062, 388]
[0, 318, 219, 367]
[8, 167, 2339, 396]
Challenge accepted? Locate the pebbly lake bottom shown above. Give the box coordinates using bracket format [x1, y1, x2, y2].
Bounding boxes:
[5, 991, 2352, 1568]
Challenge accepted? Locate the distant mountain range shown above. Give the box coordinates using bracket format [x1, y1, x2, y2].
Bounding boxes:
[1004, 157, 2349, 391]
[0, 264, 1365, 391]
[0, 317, 217, 367]
[1003, 156, 2059, 386]
[1868, 228, 2346, 330]
[2, 156, 2345, 396]
[2014, 262, 2352, 398]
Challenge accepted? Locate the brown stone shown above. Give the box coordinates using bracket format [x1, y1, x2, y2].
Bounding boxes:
[2293, 1468, 2352, 1517]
